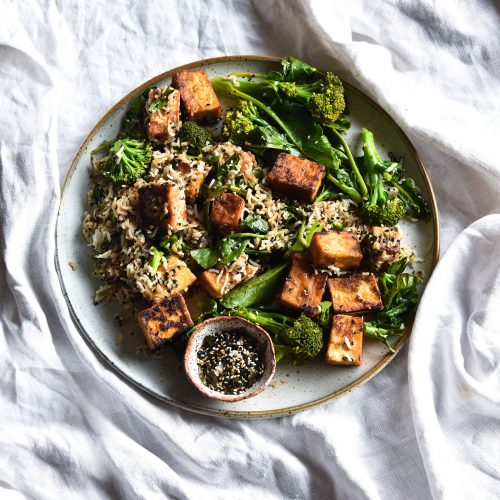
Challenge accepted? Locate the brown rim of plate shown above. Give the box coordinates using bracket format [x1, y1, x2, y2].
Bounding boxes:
[57, 55, 440, 419]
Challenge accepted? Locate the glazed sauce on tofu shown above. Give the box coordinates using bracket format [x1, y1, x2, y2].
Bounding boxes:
[197, 330, 265, 395]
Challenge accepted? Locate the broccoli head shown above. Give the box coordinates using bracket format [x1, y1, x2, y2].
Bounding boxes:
[227, 308, 323, 364]
[307, 73, 345, 126]
[279, 73, 346, 128]
[363, 196, 406, 227]
[222, 101, 257, 139]
[102, 138, 152, 184]
[279, 314, 324, 364]
[179, 121, 211, 155]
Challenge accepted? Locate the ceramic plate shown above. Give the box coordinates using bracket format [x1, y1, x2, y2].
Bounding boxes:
[56, 56, 439, 418]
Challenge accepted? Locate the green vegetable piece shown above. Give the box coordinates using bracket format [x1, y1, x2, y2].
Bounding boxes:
[191, 248, 219, 269]
[230, 308, 324, 364]
[218, 237, 249, 265]
[221, 262, 289, 309]
[119, 93, 144, 138]
[148, 87, 174, 113]
[92, 183, 105, 207]
[150, 246, 164, 273]
[179, 121, 211, 155]
[315, 301, 333, 332]
[393, 177, 431, 221]
[241, 214, 270, 234]
[222, 100, 299, 156]
[363, 321, 405, 353]
[286, 221, 322, 256]
[102, 138, 152, 184]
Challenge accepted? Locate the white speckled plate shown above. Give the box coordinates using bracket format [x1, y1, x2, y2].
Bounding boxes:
[56, 56, 439, 418]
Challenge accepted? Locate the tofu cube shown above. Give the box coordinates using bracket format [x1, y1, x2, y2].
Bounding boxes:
[325, 315, 363, 366]
[172, 69, 222, 123]
[138, 294, 193, 352]
[143, 255, 197, 303]
[364, 226, 401, 271]
[147, 87, 181, 141]
[265, 153, 325, 203]
[139, 182, 187, 231]
[210, 192, 245, 229]
[199, 254, 259, 298]
[328, 275, 383, 314]
[279, 254, 327, 317]
[309, 231, 363, 270]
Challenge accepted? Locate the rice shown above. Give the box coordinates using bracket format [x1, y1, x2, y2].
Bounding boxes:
[83, 138, 380, 307]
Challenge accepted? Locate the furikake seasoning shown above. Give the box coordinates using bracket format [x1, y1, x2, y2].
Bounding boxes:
[197, 330, 265, 395]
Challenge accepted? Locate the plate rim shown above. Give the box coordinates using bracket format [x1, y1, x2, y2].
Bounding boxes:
[55, 54, 440, 418]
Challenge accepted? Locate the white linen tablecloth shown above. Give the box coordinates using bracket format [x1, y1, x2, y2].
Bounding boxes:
[1, 1, 499, 498]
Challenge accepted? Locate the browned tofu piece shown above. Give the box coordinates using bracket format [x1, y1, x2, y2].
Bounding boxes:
[266, 153, 325, 203]
[147, 87, 181, 141]
[139, 183, 187, 231]
[364, 226, 401, 270]
[138, 294, 193, 352]
[325, 315, 363, 366]
[172, 69, 221, 123]
[309, 231, 363, 270]
[199, 254, 259, 298]
[328, 275, 383, 314]
[143, 256, 197, 303]
[210, 192, 245, 229]
[177, 161, 211, 202]
[279, 254, 327, 317]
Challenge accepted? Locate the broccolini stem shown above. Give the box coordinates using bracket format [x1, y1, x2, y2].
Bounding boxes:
[229, 72, 268, 78]
[326, 174, 363, 203]
[332, 129, 368, 200]
[213, 79, 299, 148]
[91, 139, 115, 155]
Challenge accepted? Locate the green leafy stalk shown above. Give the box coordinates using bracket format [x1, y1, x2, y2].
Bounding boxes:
[331, 129, 368, 199]
[364, 258, 423, 351]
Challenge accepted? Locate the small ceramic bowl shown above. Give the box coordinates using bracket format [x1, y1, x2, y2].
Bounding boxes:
[184, 316, 276, 402]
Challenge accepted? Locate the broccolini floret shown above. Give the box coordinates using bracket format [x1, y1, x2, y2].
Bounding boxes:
[102, 138, 152, 184]
[281, 73, 346, 128]
[361, 128, 407, 226]
[222, 100, 298, 155]
[179, 121, 211, 155]
[228, 308, 324, 364]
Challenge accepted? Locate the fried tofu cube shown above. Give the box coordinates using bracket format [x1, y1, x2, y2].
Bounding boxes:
[309, 231, 363, 270]
[266, 153, 325, 203]
[138, 294, 193, 352]
[177, 161, 211, 202]
[147, 87, 181, 141]
[210, 192, 245, 229]
[279, 254, 327, 317]
[328, 275, 383, 314]
[172, 69, 221, 123]
[199, 254, 259, 298]
[326, 315, 363, 366]
[364, 226, 401, 271]
[144, 256, 197, 303]
[139, 183, 187, 231]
